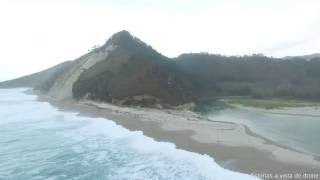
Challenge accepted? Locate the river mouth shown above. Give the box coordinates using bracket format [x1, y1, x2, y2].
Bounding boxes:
[196, 98, 320, 158]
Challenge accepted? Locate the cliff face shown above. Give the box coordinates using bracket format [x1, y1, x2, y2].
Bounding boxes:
[47, 42, 117, 100]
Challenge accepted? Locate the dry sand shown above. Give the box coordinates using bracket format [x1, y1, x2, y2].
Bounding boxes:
[41, 97, 320, 180]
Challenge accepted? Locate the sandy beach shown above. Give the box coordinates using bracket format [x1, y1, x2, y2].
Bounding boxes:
[41, 96, 320, 180]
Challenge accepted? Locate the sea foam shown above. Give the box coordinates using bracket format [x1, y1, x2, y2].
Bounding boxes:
[0, 88, 258, 180]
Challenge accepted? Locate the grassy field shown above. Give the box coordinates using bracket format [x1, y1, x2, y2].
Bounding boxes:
[223, 96, 320, 109]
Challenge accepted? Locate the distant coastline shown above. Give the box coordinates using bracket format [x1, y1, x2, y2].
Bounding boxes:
[231, 104, 320, 118]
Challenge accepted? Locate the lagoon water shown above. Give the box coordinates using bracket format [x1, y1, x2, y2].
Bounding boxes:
[208, 107, 320, 157]
[0, 89, 255, 180]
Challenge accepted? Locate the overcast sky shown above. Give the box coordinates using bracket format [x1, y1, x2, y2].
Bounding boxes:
[0, 0, 319, 81]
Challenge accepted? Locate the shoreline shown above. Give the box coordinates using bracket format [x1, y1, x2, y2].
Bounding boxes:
[39, 95, 320, 179]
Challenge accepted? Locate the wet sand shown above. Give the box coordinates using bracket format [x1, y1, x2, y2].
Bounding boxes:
[40, 96, 320, 180]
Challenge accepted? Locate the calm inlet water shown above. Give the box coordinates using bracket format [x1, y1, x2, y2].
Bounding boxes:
[0, 89, 255, 180]
[208, 106, 320, 157]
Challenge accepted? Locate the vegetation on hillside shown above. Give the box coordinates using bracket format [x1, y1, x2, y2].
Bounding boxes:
[2, 31, 320, 107]
[176, 53, 320, 101]
[72, 31, 194, 106]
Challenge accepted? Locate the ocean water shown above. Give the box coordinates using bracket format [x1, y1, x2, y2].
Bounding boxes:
[208, 107, 320, 157]
[0, 88, 256, 180]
